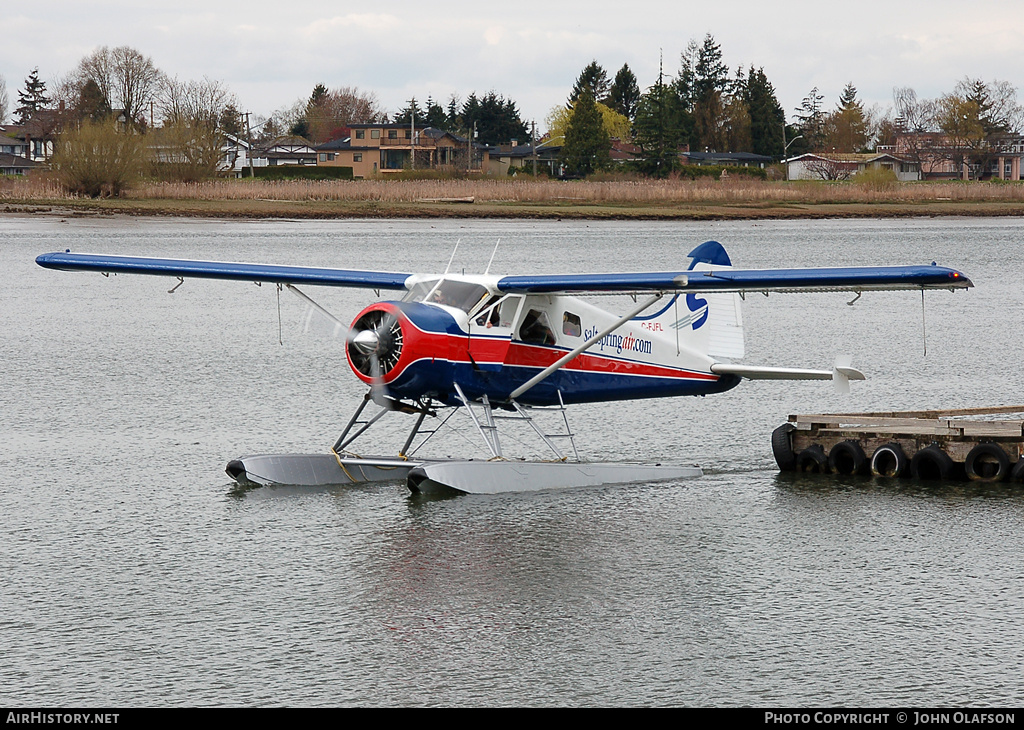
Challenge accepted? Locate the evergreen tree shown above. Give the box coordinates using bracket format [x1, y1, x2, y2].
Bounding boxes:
[458, 91, 528, 145]
[289, 118, 310, 139]
[633, 63, 689, 176]
[218, 103, 244, 137]
[309, 83, 329, 107]
[824, 82, 869, 151]
[559, 89, 610, 177]
[607, 64, 641, 120]
[675, 39, 699, 111]
[76, 78, 112, 122]
[569, 61, 610, 106]
[393, 97, 423, 124]
[689, 34, 730, 151]
[16, 67, 50, 124]
[744, 67, 785, 157]
[694, 34, 728, 101]
[794, 86, 826, 151]
[422, 96, 448, 128]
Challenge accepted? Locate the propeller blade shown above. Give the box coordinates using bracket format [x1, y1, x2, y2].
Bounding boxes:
[287, 284, 353, 341]
[368, 351, 391, 408]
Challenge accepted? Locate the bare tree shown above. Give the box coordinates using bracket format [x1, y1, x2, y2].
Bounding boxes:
[0, 74, 8, 124]
[158, 75, 236, 127]
[110, 46, 161, 127]
[270, 86, 387, 144]
[804, 155, 856, 181]
[892, 87, 935, 133]
[75, 47, 116, 109]
[74, 46, 161, 127]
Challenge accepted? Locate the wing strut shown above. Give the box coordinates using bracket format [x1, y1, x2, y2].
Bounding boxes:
[508, 293, 664, 400]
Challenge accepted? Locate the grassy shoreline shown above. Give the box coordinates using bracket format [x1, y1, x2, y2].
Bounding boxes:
[5, 177, 1024, 220]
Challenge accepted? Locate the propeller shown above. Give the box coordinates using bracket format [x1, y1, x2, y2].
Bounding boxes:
[288, 285, 402, 406]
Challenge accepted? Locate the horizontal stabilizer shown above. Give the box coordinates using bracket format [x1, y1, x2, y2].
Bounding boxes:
[712, 360, 865, 393]
[712, 364, 838, 380]
[35, 252, 412, 290]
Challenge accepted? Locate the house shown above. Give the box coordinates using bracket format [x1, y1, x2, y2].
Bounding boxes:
[0, 130, 31, 160]
[486, 140, 561, 177]
[681, 151, 773, 168]
[893, 132, 1024, 181]
[787, 152, 920, 181]
[3, 109, 67, 162]
[0, 152, 40, 176]
[220, 133, 253, 177]
[252, 136, 317, 167]
[316, 124, 488, 178]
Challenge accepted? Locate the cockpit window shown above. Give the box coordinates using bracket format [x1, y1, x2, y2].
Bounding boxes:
[404, 279, 490, 313]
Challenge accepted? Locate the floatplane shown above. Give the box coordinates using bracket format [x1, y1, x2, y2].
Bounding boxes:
[36, 241, 971, 494]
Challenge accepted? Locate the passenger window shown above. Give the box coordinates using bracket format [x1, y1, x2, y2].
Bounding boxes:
[519, 309, 556, 346]
[562, 312, 581, 337]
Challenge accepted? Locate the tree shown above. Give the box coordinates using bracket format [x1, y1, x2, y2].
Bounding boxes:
[302, 86, 386, 142]
[607, 64, 641, 120]
[744, 67, 785, 157]
[722, 93, 752, 152]
[158, 75, 235, 128]
[392, 97, 423, 125]
[934, 93, 986, 177]
[823, 82, 869, 151]
[559, 90, 610, 176]
[686, 34, 732, 151]
[150, 120, 224, 182]
[15, 68, 50, 124]
[74, 46, 161, 128]
[51, 119, 147, 197]
[218, 103, 244, 138]
[569, 61, 610, 106]
[955, 77, 1022, 135]
[0, 74, 8, 124]
[794, 87, 826, 151]
[452, 91, 528, 145]
[110, 47, 161, 128]
[633, 64, 689, 176]
[893, 86, 935, 133]
[803, 155, 857, 181]
[76, 79, 113, 122]
[545, 101, 631, 144]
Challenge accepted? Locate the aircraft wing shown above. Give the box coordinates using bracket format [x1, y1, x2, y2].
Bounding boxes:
[497, 265, 972, 294]
[34, 252, 413, 290]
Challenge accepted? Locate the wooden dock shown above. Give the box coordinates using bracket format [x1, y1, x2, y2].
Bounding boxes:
[773, 405, 1024, 482]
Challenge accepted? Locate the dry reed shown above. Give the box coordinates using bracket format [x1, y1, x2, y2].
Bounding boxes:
[5, 174, 1024, 206]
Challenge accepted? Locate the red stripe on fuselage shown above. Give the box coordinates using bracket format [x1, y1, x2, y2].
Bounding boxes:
[349, 302, 718, 387]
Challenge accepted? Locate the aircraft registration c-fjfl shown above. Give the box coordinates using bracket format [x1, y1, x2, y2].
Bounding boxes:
[36, 241, 972, 494]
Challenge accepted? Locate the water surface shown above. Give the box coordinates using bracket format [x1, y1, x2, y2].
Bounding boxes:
[3, 216, 1023, 706]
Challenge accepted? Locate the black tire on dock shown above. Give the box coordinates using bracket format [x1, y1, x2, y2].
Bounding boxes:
[795, 444, 829, 474]
[870, 443, 909, 478]
[772, 423, 797, 471]
[910, 444, 956, 481]
[1010, 458, 1024, 483]
[829, 440, 868, 475]
[964, 443, 1011, 482]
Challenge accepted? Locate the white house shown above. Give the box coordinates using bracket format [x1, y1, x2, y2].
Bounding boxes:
[787, 152, 920, 182]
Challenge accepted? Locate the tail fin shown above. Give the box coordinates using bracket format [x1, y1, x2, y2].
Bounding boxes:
[632, 241, 744, 358]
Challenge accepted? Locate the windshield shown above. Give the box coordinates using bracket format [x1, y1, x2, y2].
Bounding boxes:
[404, 279, 490, 313]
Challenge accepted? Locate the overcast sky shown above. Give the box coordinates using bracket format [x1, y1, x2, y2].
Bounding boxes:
[3, 1, 1023, 131]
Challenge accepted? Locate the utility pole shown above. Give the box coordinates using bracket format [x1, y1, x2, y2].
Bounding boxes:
[244, 112, 255, 178]
[532, 120, 537, 176]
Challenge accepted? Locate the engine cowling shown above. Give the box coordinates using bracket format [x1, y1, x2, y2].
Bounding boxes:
[346, 304, 405, 380]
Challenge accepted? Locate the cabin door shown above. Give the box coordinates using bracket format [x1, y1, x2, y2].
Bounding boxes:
[467, 295, 524, 371]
